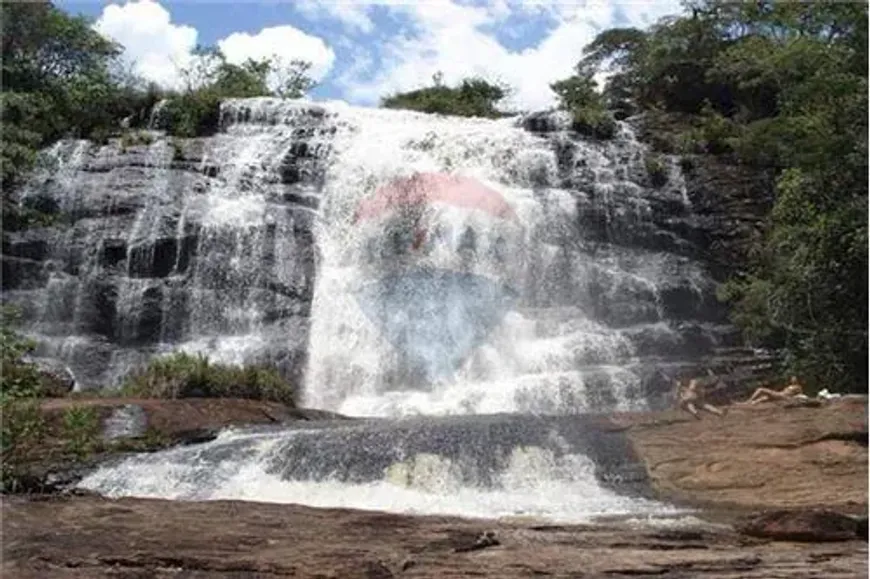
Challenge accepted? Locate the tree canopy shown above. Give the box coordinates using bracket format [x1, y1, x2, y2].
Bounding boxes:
[381, 74, 511, 118]
[1, 0, 317, 210]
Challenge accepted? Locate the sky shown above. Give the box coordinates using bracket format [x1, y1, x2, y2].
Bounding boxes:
[57, 0, 685, 112]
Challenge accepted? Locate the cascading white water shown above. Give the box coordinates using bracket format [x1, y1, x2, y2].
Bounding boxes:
[79, 415, 686, 523]
[12, 97, 724, 522]
[299, 101, 697, 417]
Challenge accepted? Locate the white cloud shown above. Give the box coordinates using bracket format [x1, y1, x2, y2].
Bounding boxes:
[92, 0, 682, 110]
[337, 0, 683, 111]
[294, 0, 375, 34]
[94, 0, 197, 89]
[218, 26, 336, 83]
[94, 0, 335, 92]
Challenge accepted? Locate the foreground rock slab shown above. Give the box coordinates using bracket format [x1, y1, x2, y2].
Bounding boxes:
[3, 495, 867, 579]
[620, 396, 868, 512]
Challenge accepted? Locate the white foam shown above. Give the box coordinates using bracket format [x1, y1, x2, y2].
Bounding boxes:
[78, 430, 679, 523]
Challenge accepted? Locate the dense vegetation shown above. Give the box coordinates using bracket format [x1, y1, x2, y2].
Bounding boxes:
[1, 1, 315, 228]
[561, 1, 867, 391]
[120, 352, 296, 405]
[381, 73, 512, 118]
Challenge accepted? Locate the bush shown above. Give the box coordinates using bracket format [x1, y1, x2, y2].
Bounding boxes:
[644, 154, 669, 188]
[571, 106, 618, 140]
[0, 306, 49, 490]
[61, 405, 100, 458]
[120, 352, 296, 406]
[161, 92, 223, 138]
[0, 307, 42, 400]
[382, 76, 510, 118]
[119, 130, 155, 151]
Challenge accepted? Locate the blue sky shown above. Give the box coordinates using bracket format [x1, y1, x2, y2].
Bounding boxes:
[56, 1, 683, 111]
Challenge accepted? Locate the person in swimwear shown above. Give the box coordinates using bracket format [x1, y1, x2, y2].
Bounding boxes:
[742, 375, 804, 405]
[675, 378, 726, 419]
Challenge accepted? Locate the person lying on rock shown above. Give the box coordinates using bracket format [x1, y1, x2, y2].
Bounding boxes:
[675, 378, 726, 420]
[741, 376, 804, 405]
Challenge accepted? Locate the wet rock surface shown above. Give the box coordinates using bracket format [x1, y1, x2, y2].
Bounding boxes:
[8, 398, 348, 495]
[3, 495, 866, 578]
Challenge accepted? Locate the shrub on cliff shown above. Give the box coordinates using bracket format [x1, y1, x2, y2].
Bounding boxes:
[120, 352, 296, 406]
[550, 69, 617, 140]
[156, 46, 317, 138]
[381, 73, 511, 118]
[570, 107, 617, 140]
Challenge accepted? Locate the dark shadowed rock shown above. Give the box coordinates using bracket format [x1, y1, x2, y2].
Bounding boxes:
[739, 509, 865, 542]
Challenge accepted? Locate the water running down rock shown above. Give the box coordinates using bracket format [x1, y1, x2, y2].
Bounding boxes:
[6, 98, 769, 521]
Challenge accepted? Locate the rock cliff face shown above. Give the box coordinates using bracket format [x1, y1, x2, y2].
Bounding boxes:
[3, 106, 327, 389]
[2, 100, 773, 408]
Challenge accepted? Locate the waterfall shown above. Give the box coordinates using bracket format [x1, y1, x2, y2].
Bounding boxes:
[295, 100, 716, 417]
[7, 97, 738, 521]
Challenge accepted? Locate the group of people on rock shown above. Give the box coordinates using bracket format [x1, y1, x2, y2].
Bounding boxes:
[674, 374, 805, 420]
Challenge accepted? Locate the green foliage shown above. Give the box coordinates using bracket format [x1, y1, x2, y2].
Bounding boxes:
[550, 65, 617, 139]
[0, 306, 48, 491]
[550, 74, 600, 111]
[271, 58, 316, 99]
[581, 0, 867, 391]
[381, 74, 509, 118]
[1, 4, 316, 196]
[0, 397, 46, 491]
[119, 130, 155, 151]
[120, 352, 296, 405]
[158, 46, 315, 137]
[0, 307, 42, 400]
[644, 154, 669, 188]
[570, 106, 617, 140]
[61, 405, 100, 458]
[169, 139, 185, 161]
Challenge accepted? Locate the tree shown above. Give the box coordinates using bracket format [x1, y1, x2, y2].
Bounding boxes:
[271, 56, 316, 98]
[1, 0, 150, 225]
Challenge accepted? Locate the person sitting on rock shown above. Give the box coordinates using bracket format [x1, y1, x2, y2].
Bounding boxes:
[675, 378, 726, 420]
[742, 376, 804, 405]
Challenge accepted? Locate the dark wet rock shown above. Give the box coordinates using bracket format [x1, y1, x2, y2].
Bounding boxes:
[520, 110, 572, 133]
[452, 530, 500, 553]
[2, 255, 47, 290]
[739, 509, 865, 542]
[102, 404, 149, 441]
[2, 233, 49, 261]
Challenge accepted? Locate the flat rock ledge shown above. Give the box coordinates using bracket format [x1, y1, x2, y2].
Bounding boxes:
[3, 496, 867, 579]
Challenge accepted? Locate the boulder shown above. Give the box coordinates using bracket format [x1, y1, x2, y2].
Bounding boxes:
[739, 509, 865, 542]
